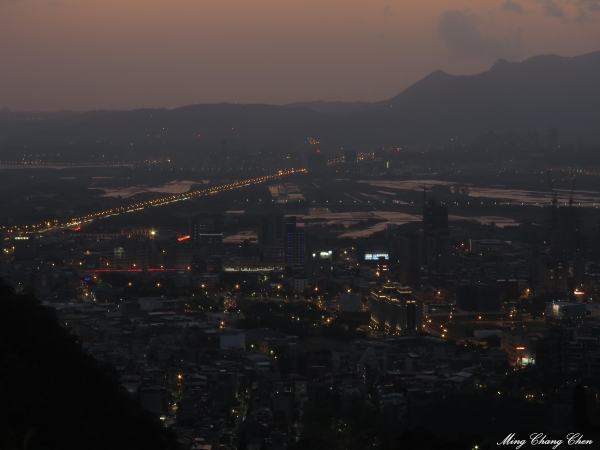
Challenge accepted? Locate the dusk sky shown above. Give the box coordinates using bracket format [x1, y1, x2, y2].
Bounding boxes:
[1, 0, 600, 111]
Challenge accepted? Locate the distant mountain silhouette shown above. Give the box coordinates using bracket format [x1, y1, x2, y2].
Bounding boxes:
[370, 51, 600, 147]
[0, 104, 321, 152]
[308, 51, 600, 149]
[2, 50, 600, 152]
[285, 101, 373, 115]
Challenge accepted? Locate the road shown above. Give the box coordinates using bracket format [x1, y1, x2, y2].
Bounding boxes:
[5, 168, 306, 235]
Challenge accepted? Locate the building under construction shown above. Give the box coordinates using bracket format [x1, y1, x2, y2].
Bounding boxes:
[543, 172, 584, 259]
[543, 207, 584, 245]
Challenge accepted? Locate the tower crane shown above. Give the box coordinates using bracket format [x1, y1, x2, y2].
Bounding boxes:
[569, 175, 576, 208]
[547, 171, 558, 207]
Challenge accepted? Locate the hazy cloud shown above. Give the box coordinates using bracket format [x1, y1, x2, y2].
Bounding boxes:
[576, 8, 591, 23]
[536, 0, 567, 21]
[383, 5, 393, 19]
[438, 10, 523, 61]
[574, 0, 600, 24]
[501, 0, 524, 13]
[578, 0, 600, 12]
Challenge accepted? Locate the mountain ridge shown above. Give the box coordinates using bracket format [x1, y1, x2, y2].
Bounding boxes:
[2, 50, 600, 152]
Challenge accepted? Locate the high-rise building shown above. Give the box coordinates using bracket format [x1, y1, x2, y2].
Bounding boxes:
[525, 130, 540, 150]
[190, 215, 218, 243]
[165, 242, 197, 269]
[369, 285, 423, 335]
[548, 126, 558, 150]
[306, 149, 327, 173]
[101, 237, 152, 270]
[260, 211, 284, 247]
[260, 211, 285, 263]
[591, 220, 600, 263]
[398, 232, 420, 287]
[285, 217, 305, 264]
[542, 205, 584, 259]
[423, 199, 450, 276]
[344, 149, 357, 163]
[197, 233, 223, 258]
[13, 236, 36, 262]
[339, 293, 363, 312]
[542, 259, 569, 292]
[306, 251, 332, 279]
[344, 149, 357, 171]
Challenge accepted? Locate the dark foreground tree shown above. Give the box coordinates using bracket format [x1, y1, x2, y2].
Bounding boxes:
[0, 281, 179, 450]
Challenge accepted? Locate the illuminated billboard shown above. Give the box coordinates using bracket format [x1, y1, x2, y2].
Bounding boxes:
[365, 253, 389, 260]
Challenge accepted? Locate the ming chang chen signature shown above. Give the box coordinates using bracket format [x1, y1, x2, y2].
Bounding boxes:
[497, 433, 593, 449]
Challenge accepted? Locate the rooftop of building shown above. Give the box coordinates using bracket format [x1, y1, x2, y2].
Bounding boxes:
[245, 328, 291, 340]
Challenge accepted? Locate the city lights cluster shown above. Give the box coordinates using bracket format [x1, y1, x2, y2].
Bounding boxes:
[4, 168, 306, 235]
[326, 157, 345, 165]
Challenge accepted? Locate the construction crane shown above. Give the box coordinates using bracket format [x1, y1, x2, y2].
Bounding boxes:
[569, 175, 576, 207]
[421, 184, 429, 272]
[420, 184, 429, 203]
[547, 171, 558, 207]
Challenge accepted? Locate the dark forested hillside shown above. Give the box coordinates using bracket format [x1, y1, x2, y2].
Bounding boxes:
[0, 281, 179, 450]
